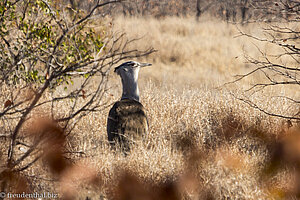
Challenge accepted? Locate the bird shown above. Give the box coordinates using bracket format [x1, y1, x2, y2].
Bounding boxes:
[107, 61, 151, 153]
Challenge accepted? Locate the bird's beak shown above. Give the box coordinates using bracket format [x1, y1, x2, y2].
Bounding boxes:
[140, 63, 152, 68]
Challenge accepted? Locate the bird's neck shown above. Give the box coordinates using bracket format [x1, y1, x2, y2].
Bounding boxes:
[121, 76, 140, 102]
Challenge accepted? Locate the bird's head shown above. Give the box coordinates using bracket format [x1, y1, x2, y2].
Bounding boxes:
[114, 61, 152, 80]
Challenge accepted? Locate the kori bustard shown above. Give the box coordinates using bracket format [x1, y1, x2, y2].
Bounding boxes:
[107, 61, 151, 152]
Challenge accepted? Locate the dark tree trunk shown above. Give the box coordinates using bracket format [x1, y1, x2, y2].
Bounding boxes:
[196, 0, 202, 21]
[241, 7, 248, 23]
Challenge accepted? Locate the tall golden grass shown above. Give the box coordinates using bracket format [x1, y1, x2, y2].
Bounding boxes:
[1, 16, 299, 199]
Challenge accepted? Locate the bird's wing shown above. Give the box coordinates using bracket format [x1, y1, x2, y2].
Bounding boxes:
[117, 99, 148, 137]
[107, 99, 148, 144]
[107, 101, 120, 143]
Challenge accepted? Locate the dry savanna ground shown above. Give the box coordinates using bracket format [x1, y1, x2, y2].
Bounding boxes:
[1, 16, 300, 199]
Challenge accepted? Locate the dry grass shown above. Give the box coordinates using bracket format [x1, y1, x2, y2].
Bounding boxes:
[112, 16, 299, 92]
[1, 16, 299, 199]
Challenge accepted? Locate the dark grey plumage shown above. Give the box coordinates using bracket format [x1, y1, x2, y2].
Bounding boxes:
[107, 99, 148, 151]
[107, 61, 151, 152]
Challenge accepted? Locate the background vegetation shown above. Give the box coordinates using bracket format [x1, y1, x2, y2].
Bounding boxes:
[0, 0, 299, 199]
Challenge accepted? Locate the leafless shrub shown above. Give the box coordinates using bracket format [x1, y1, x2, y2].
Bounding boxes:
[229, 2, 299, 121]
[222, 2, 300, 197]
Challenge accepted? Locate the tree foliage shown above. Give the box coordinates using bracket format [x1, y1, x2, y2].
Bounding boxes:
[0, 0, 154, 174]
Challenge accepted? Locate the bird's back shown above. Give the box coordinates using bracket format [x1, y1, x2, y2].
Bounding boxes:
[107, 99, 148, 151]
